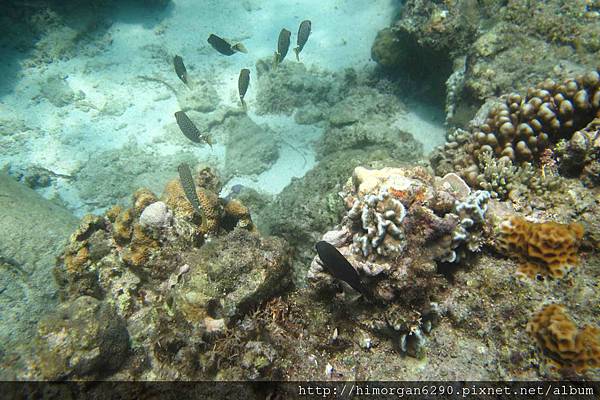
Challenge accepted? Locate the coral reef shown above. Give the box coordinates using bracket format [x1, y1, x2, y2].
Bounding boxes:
[372, 0, 600, 126]
[497, 216, 584, 279]
[556, 117, 600, 186]
[527, 304, 600, 373]
[40, 166, 286, 380]
[308, 166, 492, 357]
[431, 70, 600, 197]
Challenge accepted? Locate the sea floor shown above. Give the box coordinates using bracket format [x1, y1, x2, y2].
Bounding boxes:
[0, 0, 445, 217]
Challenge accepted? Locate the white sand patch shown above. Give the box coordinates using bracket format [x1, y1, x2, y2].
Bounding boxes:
[0, 0, 451, 216]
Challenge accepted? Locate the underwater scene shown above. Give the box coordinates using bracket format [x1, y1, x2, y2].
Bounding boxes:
[0, 0, 599, 388]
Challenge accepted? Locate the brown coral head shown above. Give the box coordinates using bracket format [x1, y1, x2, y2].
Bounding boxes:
[498, 216, 584, 279]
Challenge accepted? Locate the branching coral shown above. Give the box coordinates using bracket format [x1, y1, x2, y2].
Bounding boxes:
[347, 188, 407, 258]
[438, 190, 490, 263]
[498, 216, 584, 279]
[527, 304, 600, 373]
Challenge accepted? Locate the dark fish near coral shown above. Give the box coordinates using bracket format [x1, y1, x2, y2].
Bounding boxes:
[274, 28, 291, 66]
[315, 241, 370, 298]
[207, 34, 248, 56]
[238, 68, 250, 110]
[173, 55, 188, 86]
[294, 20, 311, 61]
[174, 111, 213, 147]
[177, 163, 208, 229]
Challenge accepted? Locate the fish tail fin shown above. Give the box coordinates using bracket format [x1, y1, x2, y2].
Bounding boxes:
[232, 43, 247, 53]
[294, 47, 300, 62]
[273, 52, 279, 69]
[240, 97, 247, 112]
[205, 135, 214, 148]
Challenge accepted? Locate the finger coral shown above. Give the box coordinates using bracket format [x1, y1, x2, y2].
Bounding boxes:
[432, 69, 600, 196]
[497, 216, 584, 279]
[527, 304, 600, 373]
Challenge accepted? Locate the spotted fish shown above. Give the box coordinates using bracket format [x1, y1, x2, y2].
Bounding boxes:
[173, 55, 188, 86]
[207, 34, 247, 56]
[177, 162, 208, 230]
[294, 20, 311, 61]
[315, 241, 370, 298]
[274, 28, 291, 66]
[174, 111, 213, 147]
[238, 68, 250, 110]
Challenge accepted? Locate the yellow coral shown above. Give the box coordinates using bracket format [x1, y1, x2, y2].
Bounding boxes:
[123, 223, 159, 267]
[64, 246, 90, 274]
[527, 304, 600, 373]
[132, 188, 158, 216]
[498, 216, 584, 279]
[112, 208, 135, 245]
[161, 178, 220, 234]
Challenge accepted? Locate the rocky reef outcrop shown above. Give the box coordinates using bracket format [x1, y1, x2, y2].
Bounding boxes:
[21, 166, 291, 380]
[372, 0, 600, 126]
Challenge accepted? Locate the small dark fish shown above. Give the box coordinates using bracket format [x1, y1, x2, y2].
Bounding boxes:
[173, 55, 188, 85]
[315, 241, 370, 298]
[238, 68, 250, 110]
[294, 20, 311, 61]
[174, 111, 213, 147]
[274, 28, 291, 65]
[208, 34, 247, 56]
[177, 163, 208, 229]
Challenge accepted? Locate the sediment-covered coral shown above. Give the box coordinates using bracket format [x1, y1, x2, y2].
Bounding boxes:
[317, 87, 422, 159]
[173, 228, 291, 327]
[32, 296, 129, 380]
[527, 304, 600, 373]
[497, 216, 584, 279]
[254, 58, 347, 116]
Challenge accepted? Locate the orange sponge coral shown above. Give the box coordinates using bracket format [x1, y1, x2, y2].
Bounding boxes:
[498, 216, 584, 279]
[527, 304, 600, 373]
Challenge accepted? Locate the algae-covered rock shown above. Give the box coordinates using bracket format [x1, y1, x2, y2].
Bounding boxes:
[255, 58, 347, 115]
[175, 228, 291, 325]
[317, 86, 422, 159]
[221, 115, 280, 178]
[33, 296, 129, 379]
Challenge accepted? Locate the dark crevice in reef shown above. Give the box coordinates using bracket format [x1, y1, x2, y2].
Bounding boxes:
[372, 28, 453, 111]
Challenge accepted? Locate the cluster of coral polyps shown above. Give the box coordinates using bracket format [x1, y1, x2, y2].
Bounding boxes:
[527, 304, 600, 373]
[432, 70, 600, 194]
[308, 167, 491, 356]
[497, 216, 584, 279]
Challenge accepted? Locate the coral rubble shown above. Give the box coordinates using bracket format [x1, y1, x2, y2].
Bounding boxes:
[498, 216, 584, 279]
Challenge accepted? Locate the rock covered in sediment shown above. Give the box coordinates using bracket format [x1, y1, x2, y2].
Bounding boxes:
[174, 228, 291, 326]
[31, 296, 129, 380]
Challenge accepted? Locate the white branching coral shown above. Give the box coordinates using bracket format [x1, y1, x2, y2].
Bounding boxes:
[347, 188, 407, 257]
[438, 190, 491, 263]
